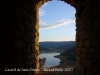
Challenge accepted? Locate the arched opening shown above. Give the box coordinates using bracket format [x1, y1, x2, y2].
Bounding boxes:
[14, 0, 100, 75]
[38, 0, 76, 70]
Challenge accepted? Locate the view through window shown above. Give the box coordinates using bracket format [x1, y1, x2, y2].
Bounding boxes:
[39, 0, 76, 69]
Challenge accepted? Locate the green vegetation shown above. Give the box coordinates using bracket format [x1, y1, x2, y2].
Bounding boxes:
[60, 47, 76, 61]
[66, 55, 76, 61]
[39, 41, 76, 49]
[39, 46, 49, 51]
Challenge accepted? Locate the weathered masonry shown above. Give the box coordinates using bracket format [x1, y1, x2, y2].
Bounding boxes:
[8, 0, 100, 75]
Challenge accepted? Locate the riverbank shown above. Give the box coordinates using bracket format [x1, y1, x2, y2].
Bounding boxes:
[50, 55, 76, 68]
[54, 55, 66, 63]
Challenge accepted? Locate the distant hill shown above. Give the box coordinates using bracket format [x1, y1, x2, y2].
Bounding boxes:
[60, 46, 76, 61]
[39, 41, 76, 50]
[56, 41, 76, 50]
[39, 46, 49, 51]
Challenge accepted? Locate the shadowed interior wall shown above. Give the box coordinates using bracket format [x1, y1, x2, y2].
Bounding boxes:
[15, 0, 40, 75]
[13, 0, 100, 75]
[75, 0, 100, 75]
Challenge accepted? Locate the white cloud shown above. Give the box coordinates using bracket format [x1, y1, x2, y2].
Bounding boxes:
[72, 11, 76, 14]
[39, 3, 48, 17]
[39, 3, 75, 30]
[41, 3, 48, 7]
[39, 9, 45, 17]
[39, 20, 47, 26]
[39, 18, 75, 30]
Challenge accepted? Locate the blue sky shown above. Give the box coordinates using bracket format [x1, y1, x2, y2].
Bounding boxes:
[39, 0, 76, 42]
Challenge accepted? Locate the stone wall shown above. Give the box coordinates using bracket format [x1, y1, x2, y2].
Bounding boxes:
[15, 0, 40, 75]
[13, 0, 100, 75]
[75, 0, 100, 75]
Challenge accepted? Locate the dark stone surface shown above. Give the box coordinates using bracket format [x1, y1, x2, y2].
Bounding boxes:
[7, 0, 100, 75]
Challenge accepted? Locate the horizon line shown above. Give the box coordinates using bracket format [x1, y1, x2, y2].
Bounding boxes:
[39, 40, 76, 42]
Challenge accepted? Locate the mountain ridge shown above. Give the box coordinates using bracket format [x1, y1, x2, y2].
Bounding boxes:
[39, 41, 76, 50]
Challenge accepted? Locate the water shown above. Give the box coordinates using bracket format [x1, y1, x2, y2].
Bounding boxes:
[39, 52, 60, 68]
